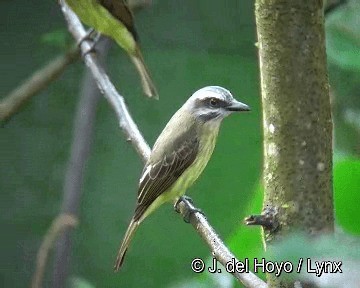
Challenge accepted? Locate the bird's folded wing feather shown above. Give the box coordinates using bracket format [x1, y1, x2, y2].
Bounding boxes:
[134, 137, 199, 221]
[98, 0, 138, 40]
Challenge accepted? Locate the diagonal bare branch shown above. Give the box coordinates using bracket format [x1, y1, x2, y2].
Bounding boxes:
[177, 199, 267, 288]
[57, 1, 266, 287]
[0, 45, 79, 124]
[0, 0, 152, 125]
[59, 0, 150, 162]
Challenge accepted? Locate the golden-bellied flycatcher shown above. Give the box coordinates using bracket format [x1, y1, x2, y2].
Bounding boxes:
[114, 86, 250, 271]
[65, 0, 158, 98]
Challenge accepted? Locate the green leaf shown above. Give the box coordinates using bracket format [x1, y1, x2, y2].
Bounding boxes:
[334, 158, 360, 235]
[173, 183, 265, 288]
[228, 184, 264, 261]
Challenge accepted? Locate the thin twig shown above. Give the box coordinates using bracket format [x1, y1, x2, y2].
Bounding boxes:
[31, 213, 78, 288]
[58, 1, 266, 287]
[0, 0, 150, 125]
[59, 0, 150, 161]
[177, 199, 267, 288]
[51, 38, 110, 288]
[31, 1, 151, 287]
[0, 45, 79, 124]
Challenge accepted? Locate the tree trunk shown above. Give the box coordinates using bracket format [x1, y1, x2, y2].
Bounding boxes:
[255, 0, 334, 287]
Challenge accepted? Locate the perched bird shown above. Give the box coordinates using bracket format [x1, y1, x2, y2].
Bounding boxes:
[65, 0, 158, 98]
[114, 86, 250, 271]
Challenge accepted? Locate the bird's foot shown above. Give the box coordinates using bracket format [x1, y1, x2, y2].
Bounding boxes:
[174, 195, 193, 213]
[77, 28, 96, 46]
[174, 196, 205, 223]
[77, 28, 101, 57]
[183, 206, 204, 223]
[180, 195, 194, 204]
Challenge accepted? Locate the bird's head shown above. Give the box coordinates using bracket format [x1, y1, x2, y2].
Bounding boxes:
[185, 86, 250, 123]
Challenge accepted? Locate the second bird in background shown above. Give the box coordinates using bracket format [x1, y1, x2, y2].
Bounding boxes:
[65, 0, 158, 98]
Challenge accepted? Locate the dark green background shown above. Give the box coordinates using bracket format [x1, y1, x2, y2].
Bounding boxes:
[1, 1, 359, 287]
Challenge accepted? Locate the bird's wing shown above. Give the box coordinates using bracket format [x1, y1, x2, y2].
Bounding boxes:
[134, 137, 199, 221]
[98, 0, 138, 40]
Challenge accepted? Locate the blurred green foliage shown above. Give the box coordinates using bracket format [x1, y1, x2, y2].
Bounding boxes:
[70, 277, 96, 288]
[1, 0, 359, 288]
[41, 29, 72, 50]
[326, 0, 360, 72]
[180, 157, 360, 287]
[334, 159, 360, 235]
[267, 232, 360, 287]
[326, 0, 360, 155]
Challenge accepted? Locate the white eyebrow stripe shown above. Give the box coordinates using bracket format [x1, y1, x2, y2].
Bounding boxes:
[192, 89, 225, 101]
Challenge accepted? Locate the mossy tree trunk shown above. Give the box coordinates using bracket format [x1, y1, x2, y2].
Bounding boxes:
[255, 1, 334, 287]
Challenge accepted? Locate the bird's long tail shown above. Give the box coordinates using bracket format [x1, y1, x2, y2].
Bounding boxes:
[114, 218, 139, 271]
[130, 48, 158, 99]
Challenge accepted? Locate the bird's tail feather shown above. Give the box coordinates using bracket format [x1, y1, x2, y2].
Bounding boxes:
[114, 218, 139, 271]
[130, 48, 158, 99]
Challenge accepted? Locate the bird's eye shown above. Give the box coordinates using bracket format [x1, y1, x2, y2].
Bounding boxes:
[209, 98, 219, 107]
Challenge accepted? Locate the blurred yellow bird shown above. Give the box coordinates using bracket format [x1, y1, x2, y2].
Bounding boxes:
[65, 0, 158, 98]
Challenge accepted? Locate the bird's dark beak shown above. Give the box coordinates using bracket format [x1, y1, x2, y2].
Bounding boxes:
[226, 100, 251, 112]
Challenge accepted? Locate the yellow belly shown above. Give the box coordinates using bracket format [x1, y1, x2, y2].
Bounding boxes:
[139, 124, 219, 222]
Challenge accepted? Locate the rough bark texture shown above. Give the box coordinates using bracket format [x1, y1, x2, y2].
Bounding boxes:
[255, 0, 334, 287]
